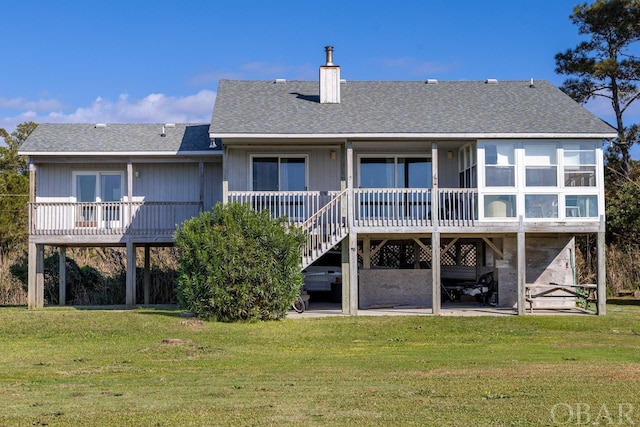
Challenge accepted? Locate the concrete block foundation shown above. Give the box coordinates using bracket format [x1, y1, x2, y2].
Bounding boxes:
[359, 269, 432, 309]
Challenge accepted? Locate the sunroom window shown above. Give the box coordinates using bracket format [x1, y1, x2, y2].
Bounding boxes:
[566, 195, 597, 218]
[484, 143, 514, 187]
[484, 195, 516, 218]
[525, 194, 558, 219]
[564, 143, 596, 187]
[525, 144, 557, 187]
[458, 143, 477, 188]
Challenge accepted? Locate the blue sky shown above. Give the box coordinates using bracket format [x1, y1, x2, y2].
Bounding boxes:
[1, 0, 639, 155]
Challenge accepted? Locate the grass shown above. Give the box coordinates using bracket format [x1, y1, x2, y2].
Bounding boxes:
[1, 305, 640, 426]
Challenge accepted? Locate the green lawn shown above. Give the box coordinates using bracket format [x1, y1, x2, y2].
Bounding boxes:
[1, 304, 640, 426]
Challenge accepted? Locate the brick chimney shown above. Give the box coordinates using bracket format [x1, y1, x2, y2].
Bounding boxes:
[319, 46, 340, 104]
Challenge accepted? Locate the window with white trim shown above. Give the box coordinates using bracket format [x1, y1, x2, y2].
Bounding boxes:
[458, 143, 477, 188]
[525, 194, 558, 219]
[72, 171, 124, 226]
[357, 155, 431, 221]
[525, 143, 557, 187]
[564, 143, 596, 187]
[359, 156, 432, 188]
[484, 195, 516, 218]
[251, 156, 307, 191]
[565, 195, 597, 218]
[484, 143, 515, 187]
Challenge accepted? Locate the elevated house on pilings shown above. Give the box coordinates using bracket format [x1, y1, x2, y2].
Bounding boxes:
[20, 46, 617, 314]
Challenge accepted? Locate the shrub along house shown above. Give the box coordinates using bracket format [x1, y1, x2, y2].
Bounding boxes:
[21, 47, 616, 314]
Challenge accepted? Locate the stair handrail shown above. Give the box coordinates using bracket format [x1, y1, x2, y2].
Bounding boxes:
[300, 189, 349, 268]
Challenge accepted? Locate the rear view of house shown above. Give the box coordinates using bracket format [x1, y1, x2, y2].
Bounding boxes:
[20, 47, 616, 314]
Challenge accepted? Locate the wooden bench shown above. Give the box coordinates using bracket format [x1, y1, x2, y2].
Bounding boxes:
[525, 283, 597, 313]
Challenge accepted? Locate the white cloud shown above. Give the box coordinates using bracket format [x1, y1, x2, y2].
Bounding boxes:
[1, 90, 217, 134]
[0, 97, 64, 112]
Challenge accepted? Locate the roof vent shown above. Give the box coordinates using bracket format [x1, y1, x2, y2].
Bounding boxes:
[529, 78, 535, 88]
[485, 79, 498, 84]
[274, 78, 286, 84]
[165, 123, 175, 128]
[340, 79, 347, 84]
[95, 123, 107, 128]
[426, 79, 438, 84]
[325, 45, 334, 66]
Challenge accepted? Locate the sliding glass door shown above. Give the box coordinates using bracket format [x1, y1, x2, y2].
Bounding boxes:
[73, 172, 123, 228]
[358, 156, 431, 220]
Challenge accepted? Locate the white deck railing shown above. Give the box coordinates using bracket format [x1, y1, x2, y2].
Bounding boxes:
[29, 201, 202, 236]
[228, 191, 337, 223]
[28, 188, 478, 241]
[228, 188, 477, 227]
[437, 188, 478, 227]
[354, 188, 433, 228]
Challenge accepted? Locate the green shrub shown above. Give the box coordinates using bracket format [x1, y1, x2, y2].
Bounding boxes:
[174, 202, 306, 321]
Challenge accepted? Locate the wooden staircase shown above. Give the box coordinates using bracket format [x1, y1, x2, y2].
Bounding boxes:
[300, 189, 348, 269]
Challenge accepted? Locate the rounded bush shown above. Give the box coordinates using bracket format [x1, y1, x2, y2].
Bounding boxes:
[174, 202, 306, 321]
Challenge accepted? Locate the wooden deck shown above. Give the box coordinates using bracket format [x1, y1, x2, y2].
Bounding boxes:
[29, 201, 202, 243]
[28, 188, 602, 247]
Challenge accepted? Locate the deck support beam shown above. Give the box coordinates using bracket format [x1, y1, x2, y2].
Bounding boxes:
[431, 232, 441, 315]
[28, 242, 45, 309]
[597, 227, 606, 315]
[144, 245, 151, 306]
[362, 236, 371, 269]
[126, 242, 136, 307]
[348, 232, 358, 314]
[59, 246, 66, 305]
[431, 142, 441, 315]
[341, 238, 350, 314]
[517, 219, 526, 315]
[344, 140, 358, 315]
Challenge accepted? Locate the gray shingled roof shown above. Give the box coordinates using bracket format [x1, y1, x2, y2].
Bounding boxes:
[209, 79, 616, 136]
[20, 123, 219, 154]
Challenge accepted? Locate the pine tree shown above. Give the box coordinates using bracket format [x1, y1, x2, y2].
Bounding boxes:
[0, 121, 37, 251]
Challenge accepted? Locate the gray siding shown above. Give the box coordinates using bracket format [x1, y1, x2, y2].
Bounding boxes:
[438, 150, 459, 188]
[133, 163, 199, 202]
[35, 162, 220, 205]
[204, 163, 222, 210]
[36, 163, 126, 201]
[227, 147, 340, 192]
[227, 148, 249, 191]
